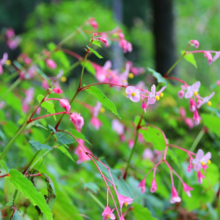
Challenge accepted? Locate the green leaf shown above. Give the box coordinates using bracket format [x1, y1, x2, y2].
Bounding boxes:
[6, 169, 53, 220]
[57, 146, 75, 162]
[29, 141, 53, 151]
[37, 95, 56, 119]
[32, 122, 48, 130]
[55, 132, 75, 145]
[70, 129, 91, 145]
[201, 113, 220, 137]
[181, 51, 197, 68]
[84, 85, 120, 118]
[3, 121, 18, 137]
[48, 125, 56, 134]
[87, 46, 103, 59]
[134, 115, 146, 127]
[91, 40, 101, 47]
[166, 149, 180, 168]
[140, 126, 166, 151]
[0, 129, 7, 141]
[147, 68, 168, 85]
[0, 160, 8, 173]
[133, 203, 157, 220]
[82, 61, 96, 76]
[83, 182, 99, 193]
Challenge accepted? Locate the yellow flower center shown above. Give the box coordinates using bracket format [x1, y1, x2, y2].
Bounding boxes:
[207, 160, 211, 164]
[128, 73, 134, 79]
[155, 96, 160, 101]
[194, 91, 198, 96]
[124, 202, 128, 207]
[5, 60, 11, 65]
[123, 79, 127, 83]
[201, 161, 205, 166]
[107, 214, 111, 219]
[100, 107, 105, 113]
[160, 93, 164, 97]
[131, 92, 136, 97]
[207, 101, 211, 106]
[61, 76, 67, 82]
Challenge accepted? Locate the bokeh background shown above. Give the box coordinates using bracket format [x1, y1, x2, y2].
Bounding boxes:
[0, 0, 219, 220]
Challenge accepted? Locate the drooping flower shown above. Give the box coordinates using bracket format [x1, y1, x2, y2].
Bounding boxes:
[117, 193, 133, 211]
[170, 186, 181, 204]
[203, 51, 212, 65]
[189, 98, 196, 112]
[74, 140, 91, 164]
[125, 86, 140, 102]
[91, 117, 102, 130]
[112, 119, 124, 135]
[197, 171, 205, 184]
[70, 113, 84, 130]
[179, 107, 186, 118]
[184, 118, 194, 129]
[182, 182, 193, 197]
[150, 178, 157, 193]
[178, 90, 185, 99]
[102, 206, 115, 220]
[138, 179, 146, 194]
[46, 59, 57, 69]
[42, 79, 49, 90]
[190, 40, 199, 48]
[193, 109, 201, 125]
[192, 149, 211, 172]
[185, 81, 201, 98]
[59, 99, 71, 113]
[53, 87, 63, 94]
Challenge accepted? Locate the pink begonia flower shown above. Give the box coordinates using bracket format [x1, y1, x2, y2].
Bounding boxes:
[217, 80, 220, 86]
[190, 40, 199, 48]
[27, 65, 37, 79]
[59, 99, 71, 113]
[70, 113, 84, 130]
[95, 61, 112, 83]
[179, 107, 186, 118]
[46, 59, 57, 69]
[197, 92, 215, 108]
[97, 37, 109, 47]
[120, 134, 126, 142]
[203, 51, 212, 65]
[212, 51, 220, 63]
[119, 39, 132, 53]
[187, 163, 193, 173]
[141, 98, 147, 113]
[128, 139, 134, 149]
[138, 179, 146, 194]
[93, 102, 102, 117]
[185, 81, 201, 98]
[24, 57, 32, 65]
[42, 79, 49, 90]
[192, 149, 211, 172]
[53, 88, 63, 94]
[170, 186, 181, 204]
[74, 140, 91, 164]
[117, 193, 133, 211]
[6, 28, 15, 38]
[142, 148, 154, 161]
[7, 37, 21, 50]
[150, 179, 157, 193]
[125, 86, 140, 102]
[118, 62, 131, 86]
[112, 119, 124, 135]
[184, 118, 194, 129]
[178, 90, 185, 99]
[0, 53, 8, 75]
[189, 98, 196, 112]
[91, 117, 102, 130]
[182, 182, 193, 197]
[102, 206, 115, 220]
[88, 18, 98, 29]
[197, 171, 205, 184]
[193, 109, 201, 125]
[147, 85, 166, 106]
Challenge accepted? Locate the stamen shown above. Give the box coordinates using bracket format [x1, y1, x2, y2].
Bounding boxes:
[207, 160, 211, 164]
[128, 73, 134, 79]
[131, 92, 136, 97]
[124, 202, 128, 207]
[160, 93, 164, 97]
[194, 91, 198, 96]
[107, 214, 111, 219]
[207, 101, 211, 106]
[155, 96, 160, 101]
[61, 76, 67, 82]
[5, 60, 11, 65]
[100, 107, 105, 113]
[201, 161, 205, 166]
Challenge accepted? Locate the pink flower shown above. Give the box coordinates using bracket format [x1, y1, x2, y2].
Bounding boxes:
[128, 139, 134, 149]
[93, 102, 102, 117]
[147, 85, 166, 106]
[197, 92, 215, 108]
[192, 149, 211, 172]
[7, 37, 21, 50]
[117, 193, 133, 211]
[184, 118, 194, 129]
[138, 179, 146, 194]
[182, 182, 193, 197]
[217, 80, 220, 86]
[212, 51, 220, 63]
[91, 117, 102, 130]
[59, 99, 71, 113]
[118, 32, 124, 39]
[102, 206, 115, 220]
[142, 148, 154, 161]
[42, 79, 49, 90]
[150, 179, 157, 193]
[179, 107, 186, 118]
[189, 98, 196, 112]
[6, 28, 15, 38]
[75, 140, 91, 164]
[88, 18, 98, 29]
[70, 113, 84, 130]
[203, 51, 212, 65]
[187, 163, 193, 172]
[53, 88, 63, 94]
[178, 90, 185, 99]
[185, 81, 200, 98]
[0, 53, 8, 75]
[126, 86, 140, 102]
[46, 59, 57, 69]
[119, 39, 132, 53]
[96, 37, 109, 47]
[197, 171, 205, 184]
[193, 109, 201, 125]
[190, 40, 199, 48]
[120, 134, 126, 142]
[141, 99, 147, 113]
[112, 119, 124, 135]
[24, 57, 32, 65]
[170, 186, 181, 204]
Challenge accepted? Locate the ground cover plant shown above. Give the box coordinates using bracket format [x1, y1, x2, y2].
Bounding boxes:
[0, 5, 219, 220]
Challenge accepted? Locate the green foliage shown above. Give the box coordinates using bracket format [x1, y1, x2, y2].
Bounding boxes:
[6, 169, 53, 220]
[37, 95, 56, 117]
[133, 203, 157, 220]
[29, 141, 53, 150]
[56, 146, 75, 162]
[147, 68, 168, 85]
[181, 51, 197, 68]
[55, 132, 75, 145]
[87, 46, 103, 59]
[84, 85, 121, 118]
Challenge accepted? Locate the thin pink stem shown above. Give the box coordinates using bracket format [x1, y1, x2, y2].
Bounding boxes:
[143, 160, 163, 179]
[164, 160, 172, 170]
[165, 77, 188, 87]
[170, 169, 174, 186]
[46, 98, 60, 101]
[163, 146, 168, 160]
[186, 50, 218, 54]
[29, 111, 68, 123]
[168, 144, 196, 156]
